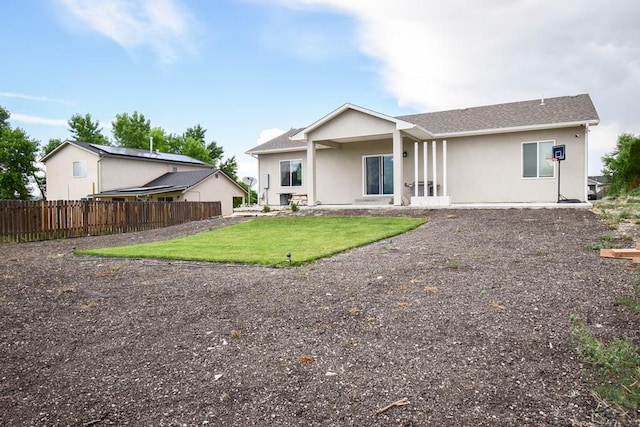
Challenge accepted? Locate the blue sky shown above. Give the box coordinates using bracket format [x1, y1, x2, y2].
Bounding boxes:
[2, 0, 640, 179]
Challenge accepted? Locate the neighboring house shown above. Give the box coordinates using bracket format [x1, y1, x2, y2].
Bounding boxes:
[588, 175, 608, 199]
[41, 141, 246, 216]
[246, 94, 600, 206]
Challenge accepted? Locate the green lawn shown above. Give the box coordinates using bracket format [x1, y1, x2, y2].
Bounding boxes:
[76, 216, 427, 265]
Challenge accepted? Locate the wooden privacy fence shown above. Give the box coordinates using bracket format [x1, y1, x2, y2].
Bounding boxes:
[0, 200, 222, 243]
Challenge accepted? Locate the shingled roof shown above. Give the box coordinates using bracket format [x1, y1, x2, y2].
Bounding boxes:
[144, 169, 217, 187]
[246, 94, 599, 154]
[397, 93, 599, 135]
[246, 128, 306, 154]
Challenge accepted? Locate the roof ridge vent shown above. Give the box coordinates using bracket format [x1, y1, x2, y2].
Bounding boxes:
[540, 96, 545, 106]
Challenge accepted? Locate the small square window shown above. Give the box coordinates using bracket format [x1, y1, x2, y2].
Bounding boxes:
[73, 161, 87, 178]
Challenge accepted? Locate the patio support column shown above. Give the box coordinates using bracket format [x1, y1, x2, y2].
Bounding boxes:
[423, 141, 428, 196]
[307, 140, 316, 206]
[393, 129, 403, 206]
[432, 141, 437, 196]
[413, 141, 419, 197]
[442, 139, 448, 197]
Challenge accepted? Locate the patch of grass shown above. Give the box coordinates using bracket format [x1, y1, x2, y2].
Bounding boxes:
[76, 216, 427, 266]
[444, 257, 459, 269]
[618, 210, 632, 220]
[588, 235, 624, 251]
[617, 279, 640, 314]
[570, 316, 640, 412]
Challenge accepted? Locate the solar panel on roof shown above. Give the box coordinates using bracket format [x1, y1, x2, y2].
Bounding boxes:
[89, 144, 207, 164]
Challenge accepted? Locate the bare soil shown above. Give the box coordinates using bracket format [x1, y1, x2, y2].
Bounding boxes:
[1, 208, 639, 426]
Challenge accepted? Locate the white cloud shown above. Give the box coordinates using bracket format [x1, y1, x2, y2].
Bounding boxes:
[0, 92, 73, 106]
[56, 0, 200, 64]
[257, 128, 287, 144]
[9, 113, 67, 127]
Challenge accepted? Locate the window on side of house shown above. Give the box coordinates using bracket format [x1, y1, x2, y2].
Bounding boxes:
[158, 196, 173, 202]
[364, 154, 393, 195]
[522, 140, 554, 178]
[73, 160, 87, 178]
[280, 159, 302, 187]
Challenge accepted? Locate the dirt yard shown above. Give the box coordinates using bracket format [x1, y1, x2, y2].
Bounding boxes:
[1, 208, 639, 426]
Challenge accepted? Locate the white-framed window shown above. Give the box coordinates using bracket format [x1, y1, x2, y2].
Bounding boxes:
[522, 140, 554, 178]
[364, 154, 393, 195]
[72, 160, 87, 178]
[280, 159, 302, 187]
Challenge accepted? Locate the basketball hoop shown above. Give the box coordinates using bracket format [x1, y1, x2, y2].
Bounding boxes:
[545, 157, 558, 166]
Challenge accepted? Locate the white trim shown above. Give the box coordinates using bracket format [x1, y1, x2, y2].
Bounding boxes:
[423, 141, 428, 196]
[584, 124, 590, 202]
[279, 159, 303, 188]
[432, 141, 437, 196]
[430, 120, 599, 139]
[362, 153, 394, 197]
[521, 139, 556, 179]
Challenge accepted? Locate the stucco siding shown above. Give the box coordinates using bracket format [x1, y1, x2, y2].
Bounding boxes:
[307, 109, 396, 142]
[445, 127, 586, 203]
[183, 173, 245, 216]
[45, 144, 99, 200]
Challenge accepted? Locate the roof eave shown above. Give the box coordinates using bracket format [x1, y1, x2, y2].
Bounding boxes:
[41, 140, 99, 163]
[246, 146, 308, 155]
[434, 119, 600, 138]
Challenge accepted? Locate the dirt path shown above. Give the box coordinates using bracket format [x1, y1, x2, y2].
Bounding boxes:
[1, 209, 638, 426]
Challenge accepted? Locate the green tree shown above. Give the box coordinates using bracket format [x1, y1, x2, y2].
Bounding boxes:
[165, 133, 184, 154]
[35, 138, 64, 199]
[149, 127, 168, 153]
[182, 137, 211, 164]
[206, 141, 224, 166]
[68, 113, 110, 145]
[112, 111, 151, 149]
[41, 138, 63, 156]
[219, 155, 238, 180]
[185, 125, 207, 145]
[0, 105, 39, 199]
[602, 133, 640, 196]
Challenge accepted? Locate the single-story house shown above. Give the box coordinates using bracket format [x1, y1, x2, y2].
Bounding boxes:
[246, 94, 599, 207]
[42, 140, 246, 216]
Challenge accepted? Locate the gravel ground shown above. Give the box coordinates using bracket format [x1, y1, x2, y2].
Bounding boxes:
[1, 208, 639, 426]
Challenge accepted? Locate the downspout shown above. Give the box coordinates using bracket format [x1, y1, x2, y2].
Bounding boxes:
[97, 156, 102, 194]
[584, 124, 590, 202]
